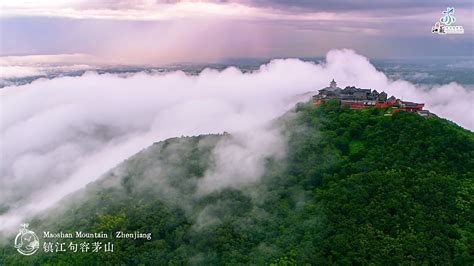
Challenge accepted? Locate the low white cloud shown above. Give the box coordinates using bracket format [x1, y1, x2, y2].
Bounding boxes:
[0, 53, 103, 85]
[0, 49, 472, 233]
[0, 66, 44, 79]
[198, 125, 286, 194]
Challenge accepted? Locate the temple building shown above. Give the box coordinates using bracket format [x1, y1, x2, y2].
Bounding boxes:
[313, 80, 430, 116]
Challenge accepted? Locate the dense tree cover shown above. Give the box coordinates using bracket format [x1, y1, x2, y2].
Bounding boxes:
[1, 99, 473, 265]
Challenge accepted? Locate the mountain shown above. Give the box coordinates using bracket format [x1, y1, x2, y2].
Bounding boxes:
[1, 99, 473, 265]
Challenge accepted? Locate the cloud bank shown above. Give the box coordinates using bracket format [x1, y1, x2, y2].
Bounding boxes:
[3, 1, 472, 61]
[3, 0, 470, 20]
[1, 49, 473, 232]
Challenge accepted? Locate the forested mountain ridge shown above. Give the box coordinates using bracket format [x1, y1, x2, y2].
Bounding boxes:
[1, 99, 473, 265]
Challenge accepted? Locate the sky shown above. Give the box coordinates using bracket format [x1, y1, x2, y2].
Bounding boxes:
[0, 0, 473, 65]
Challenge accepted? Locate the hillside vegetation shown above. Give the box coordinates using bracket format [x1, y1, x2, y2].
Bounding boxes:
[2, 99, 473, 265]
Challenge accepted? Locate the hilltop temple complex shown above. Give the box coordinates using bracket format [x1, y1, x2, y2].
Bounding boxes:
[313, 79, 431, 116]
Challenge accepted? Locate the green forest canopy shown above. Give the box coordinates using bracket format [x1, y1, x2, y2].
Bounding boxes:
[1, 99, 473, 265]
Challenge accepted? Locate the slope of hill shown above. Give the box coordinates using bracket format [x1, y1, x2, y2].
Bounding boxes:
[1, 99, 473, 265]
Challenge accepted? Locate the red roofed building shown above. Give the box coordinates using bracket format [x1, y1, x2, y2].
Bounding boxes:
[312, 80, 429, 116]
[401, 101, 425, 112]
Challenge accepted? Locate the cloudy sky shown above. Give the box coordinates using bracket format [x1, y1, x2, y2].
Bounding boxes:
[0, 0, 473, 64]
